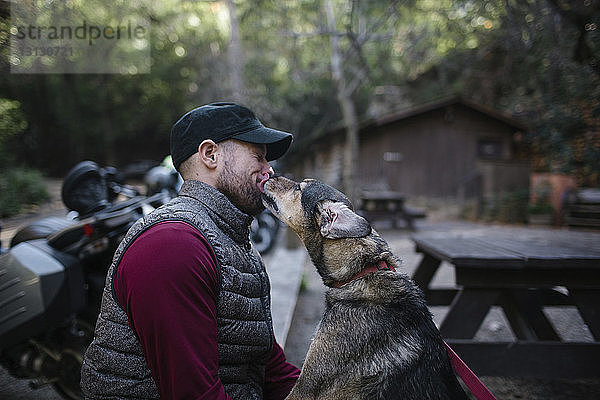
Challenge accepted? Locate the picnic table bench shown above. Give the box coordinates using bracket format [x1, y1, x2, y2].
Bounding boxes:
[411, 229, 600, 378]
[564, 188, 600, 230]
[358, 191, 426, 230]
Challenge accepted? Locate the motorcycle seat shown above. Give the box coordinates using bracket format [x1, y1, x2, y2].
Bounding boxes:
[10, 216, 77, 248]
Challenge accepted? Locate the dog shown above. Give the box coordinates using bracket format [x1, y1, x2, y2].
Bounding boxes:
[262, 177, 468, 400]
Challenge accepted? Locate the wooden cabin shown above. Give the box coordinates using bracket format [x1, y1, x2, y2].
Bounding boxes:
[284, 96, 530, 202]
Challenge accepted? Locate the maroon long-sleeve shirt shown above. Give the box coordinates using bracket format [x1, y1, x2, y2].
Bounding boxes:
[113, 221, 299, 399]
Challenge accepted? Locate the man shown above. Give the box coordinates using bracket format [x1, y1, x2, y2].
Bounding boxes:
[81, 103, 300, 399]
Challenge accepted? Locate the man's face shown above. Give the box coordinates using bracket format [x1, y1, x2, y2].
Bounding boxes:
[215, 140, 273, 216]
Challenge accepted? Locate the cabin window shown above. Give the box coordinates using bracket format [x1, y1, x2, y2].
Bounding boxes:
[477, 139, 503, 159]
[383, 152, 403, 162]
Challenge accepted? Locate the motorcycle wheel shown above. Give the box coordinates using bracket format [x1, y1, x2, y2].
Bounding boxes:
[52, 349, 84, 400]
[51, 319, 94, 400]
[250, 211, 280, 255]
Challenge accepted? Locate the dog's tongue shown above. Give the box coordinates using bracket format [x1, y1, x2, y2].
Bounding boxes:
[258, 174, 269, 193]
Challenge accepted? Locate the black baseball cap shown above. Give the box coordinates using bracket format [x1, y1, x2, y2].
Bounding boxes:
[170, 102, 293, 170]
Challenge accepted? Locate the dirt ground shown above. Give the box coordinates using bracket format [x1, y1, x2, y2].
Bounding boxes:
[0, 178, 66, 246]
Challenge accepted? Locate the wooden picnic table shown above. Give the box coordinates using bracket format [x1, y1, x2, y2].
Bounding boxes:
[411, 228, 600, 379]
[359, 191, 425, 230]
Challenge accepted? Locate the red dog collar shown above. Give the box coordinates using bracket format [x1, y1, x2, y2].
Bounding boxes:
[333, 260, 396, 288]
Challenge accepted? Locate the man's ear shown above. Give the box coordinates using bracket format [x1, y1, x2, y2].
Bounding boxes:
[317, 200, 372, 239]
[199, 140, 218, 169]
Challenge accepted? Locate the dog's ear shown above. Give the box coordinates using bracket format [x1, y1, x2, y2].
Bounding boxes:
[317, 201, 372, 239]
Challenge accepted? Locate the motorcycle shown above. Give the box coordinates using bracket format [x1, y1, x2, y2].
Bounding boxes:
[0, 161, 168, 399]
[0, 159, 281, 399]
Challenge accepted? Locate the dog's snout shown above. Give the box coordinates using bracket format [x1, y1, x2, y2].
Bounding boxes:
[263, 175, 299, 192]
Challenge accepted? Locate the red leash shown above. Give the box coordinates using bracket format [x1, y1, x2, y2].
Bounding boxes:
[444, 341, 497, 400]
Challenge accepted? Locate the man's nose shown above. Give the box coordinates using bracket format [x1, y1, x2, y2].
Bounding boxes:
[258, 164, 274, 182]
[262, 162, 274, 176]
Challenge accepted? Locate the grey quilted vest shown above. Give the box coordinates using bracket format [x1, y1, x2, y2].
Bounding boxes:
[81, 180, 274, 399]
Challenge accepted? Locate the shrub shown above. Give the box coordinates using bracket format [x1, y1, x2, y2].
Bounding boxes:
[478, 189, 530, 224]
[0, 169, 50, 217]
[527, 201, 554, 215]
[498, 190, 530, 224]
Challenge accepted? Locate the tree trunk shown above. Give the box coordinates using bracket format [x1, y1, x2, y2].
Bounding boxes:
[226, 0, 245, 103]
[323, 0, 359, 202]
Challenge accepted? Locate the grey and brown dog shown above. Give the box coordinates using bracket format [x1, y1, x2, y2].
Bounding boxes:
[262, 176, 468, 400]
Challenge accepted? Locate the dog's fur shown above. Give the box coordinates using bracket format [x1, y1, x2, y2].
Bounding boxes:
[262, 177, 468, 400]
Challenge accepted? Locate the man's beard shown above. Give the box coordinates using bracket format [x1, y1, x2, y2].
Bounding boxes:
[216, 161, 264, 216]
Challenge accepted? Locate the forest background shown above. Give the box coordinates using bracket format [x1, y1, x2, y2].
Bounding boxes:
[0, 0, 599, 216]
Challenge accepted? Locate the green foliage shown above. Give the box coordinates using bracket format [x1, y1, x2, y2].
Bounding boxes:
[527, 179, 554, 215]
[480, 189, 530, 224]
[0, 169, 50, 218]
[403, 0, 600, 187]
[0, 0, 597, 186]
[527, 201, 554, 215]
[299, 273, 308, 293]
[0, 98, 27, 139]
[0, 98, 28, 168]
[499, 190, 530, 223]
